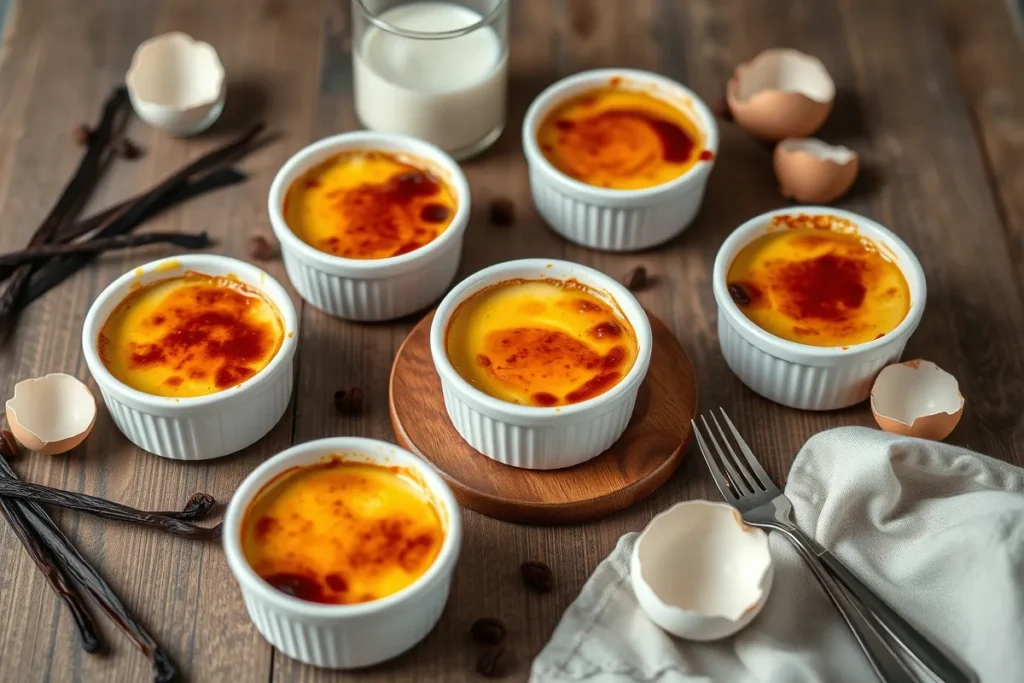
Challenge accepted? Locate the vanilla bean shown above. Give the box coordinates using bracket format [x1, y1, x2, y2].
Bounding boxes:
[24, 168, 246, 305]
[0, 435, 176, 683]
[0, 495, 103, 653]
[0, 88, 131, 343]
[18, 123, 268, 313]
[53, 168, 246, 246]
[157, 492, 217, 522]
[0, 232, 212, 270]
[0, 479, 222, 540]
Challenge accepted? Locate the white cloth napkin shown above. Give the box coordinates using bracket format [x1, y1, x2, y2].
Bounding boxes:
[529, 426, 1024, 683]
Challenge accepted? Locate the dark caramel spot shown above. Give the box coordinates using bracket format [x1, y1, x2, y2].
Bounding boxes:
[590, 322, 622, 339]
[532, 392, 558, 406]
[419, 203, 450, 223]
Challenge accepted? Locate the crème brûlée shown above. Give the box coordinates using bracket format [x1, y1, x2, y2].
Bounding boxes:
[282, 149, 458, 260]
[537, 81, 711, 190]
[97, 272, 285, 398]
[241, 458, 444, 605]
[445, 279, 639, 407]
[726, 217, 911, 347]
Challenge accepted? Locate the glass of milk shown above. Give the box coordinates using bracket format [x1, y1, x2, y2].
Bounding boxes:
[352, 0, 509, 160]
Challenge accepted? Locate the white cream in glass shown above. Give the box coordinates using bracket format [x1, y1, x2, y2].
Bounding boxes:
[352, 0, 508, 160]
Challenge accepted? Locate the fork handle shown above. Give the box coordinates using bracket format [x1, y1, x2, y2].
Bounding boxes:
[790, 527, 977, 683]
[775, 526, 919, 683]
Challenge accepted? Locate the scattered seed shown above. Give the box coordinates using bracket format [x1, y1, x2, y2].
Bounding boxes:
[0, 429, 20, 459]
[334, 388, 364, 415]
[711, 98, 733, 121]
[470, 617, 507, 646]
[622, 266, 648, 291]
[247, 235, 279, 261]
[488, 198, 515, 227]
[520, 561, 553, 593]
[73, 124, 93, 147]
[116, 138, 144, 160]
[475, 647, 510, 678]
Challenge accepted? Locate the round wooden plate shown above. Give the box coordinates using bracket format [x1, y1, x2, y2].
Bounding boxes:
[388, 309, 698, 524]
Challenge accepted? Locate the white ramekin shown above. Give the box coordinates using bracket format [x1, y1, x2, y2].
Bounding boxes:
[429, 258, 653, 470]
[268, 132, 470, 321]
[522, 68, 718, 252]
[81, 255, 298, 460]
[223, 437, 462, 670]
[713, 207, 927, 411]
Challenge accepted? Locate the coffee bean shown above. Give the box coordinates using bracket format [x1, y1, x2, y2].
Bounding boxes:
[520, 561, 553, 593]
[470, 617, 506, 645]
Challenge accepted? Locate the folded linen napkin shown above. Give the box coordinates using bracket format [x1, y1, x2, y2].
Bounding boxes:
[530, 426, 1024, 683]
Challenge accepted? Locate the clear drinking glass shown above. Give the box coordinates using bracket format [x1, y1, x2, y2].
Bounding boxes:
[352, 0, 509, 160]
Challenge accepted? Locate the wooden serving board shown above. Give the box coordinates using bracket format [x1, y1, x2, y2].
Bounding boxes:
[388, 309, 698, 524]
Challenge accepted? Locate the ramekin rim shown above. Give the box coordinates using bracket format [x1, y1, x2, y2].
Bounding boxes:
[221, 436, 463, 617]
[428, 258, 654, 421]
[267, 131, 471, 278]
[521, 68, 720, 203]
[712, 206, 928, 362]
[81, 254, 299, 410]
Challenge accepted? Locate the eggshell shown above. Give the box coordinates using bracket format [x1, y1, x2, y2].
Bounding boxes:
[126, 32, 226, 136]
[774, 137, 859, 204]
[727, 48, 835, 141]
[631, 500, 773, 641]
[6, 374, 97, 456]
[870, 360, 964, 441]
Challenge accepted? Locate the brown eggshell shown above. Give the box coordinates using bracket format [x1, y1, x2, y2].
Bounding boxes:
[774, 138, 859, 204]
[870, 360, 964, 442]
[5, 374, 97, 456]
[726, 48, 835, 142]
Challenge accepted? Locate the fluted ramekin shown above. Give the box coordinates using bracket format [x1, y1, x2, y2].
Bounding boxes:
[223, 437, 462, 670]
[268, 132, 470, 321]
[430, 259, 653, 470]
[713, 207, 927, 411]
[522, 68, 718, 252]
[81, 255, 298, 460]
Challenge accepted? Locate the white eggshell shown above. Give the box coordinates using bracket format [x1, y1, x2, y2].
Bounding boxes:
[5, 374, 97, 456]
[126, 32, 226, 136]
[870, 360, 964, 441]
[727, 48, 835, 141]
[631, 500, 773, 641]
[774, 137, 859, 204]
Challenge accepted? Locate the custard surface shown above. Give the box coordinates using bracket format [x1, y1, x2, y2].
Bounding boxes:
[445, 279, 638, 407]
[241, 458, 444, 605]
[726, 221, 910, 347]
[98, 272, 284, 398]
[537, 83, 708, 190]
[283, 150, 457, 260]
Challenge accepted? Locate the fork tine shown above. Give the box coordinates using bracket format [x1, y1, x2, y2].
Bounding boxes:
[690, 419, 738, 503]
[720, 408, 776, 490]
[700, 415, 754, 496]
[709, 411, 762, 493]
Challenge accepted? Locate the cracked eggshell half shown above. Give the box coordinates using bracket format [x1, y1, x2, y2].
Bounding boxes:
[727, 48, 835, 141]
[126, 31, 226, 136]
[871, 360, 964, 441]
[6, 374, 97, 455]
[774, 138, 859, 204]
[631, 500, 773, 641]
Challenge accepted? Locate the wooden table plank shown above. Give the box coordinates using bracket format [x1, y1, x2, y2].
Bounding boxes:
[0, 1, 1022, 682]
[942, 0, 1024, 302]
[0, 0, 322, 681]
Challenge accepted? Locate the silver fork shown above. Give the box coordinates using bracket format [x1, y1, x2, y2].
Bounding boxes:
[692, 408, 976, 683]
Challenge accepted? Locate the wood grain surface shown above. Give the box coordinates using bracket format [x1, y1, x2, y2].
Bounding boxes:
[389, 309, 697, 524]
[0, 0, 1022, 682]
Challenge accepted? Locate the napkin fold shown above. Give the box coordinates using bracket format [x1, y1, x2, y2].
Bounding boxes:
[530, 426, 1024, 683]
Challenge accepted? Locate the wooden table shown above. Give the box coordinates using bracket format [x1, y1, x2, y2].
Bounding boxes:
[1, 0, 1023, 681]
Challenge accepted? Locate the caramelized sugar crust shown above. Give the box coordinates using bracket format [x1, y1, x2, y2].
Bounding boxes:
[241, 458, 444, 605]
